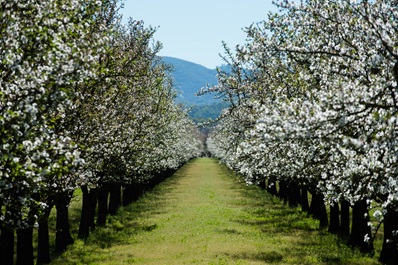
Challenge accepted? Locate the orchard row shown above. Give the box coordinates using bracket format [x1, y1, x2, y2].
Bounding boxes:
[0, 1, 203, 264]
[206, 1, 398, 264]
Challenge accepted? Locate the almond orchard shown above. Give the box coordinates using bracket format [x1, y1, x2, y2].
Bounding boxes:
[0, 1, 203, 264]
[2, 0, 398, 265]
[206, 1, 398, 264]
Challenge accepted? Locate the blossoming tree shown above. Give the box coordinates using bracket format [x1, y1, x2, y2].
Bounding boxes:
[0, 1, 203, 264]
[207, 0, 398, 263]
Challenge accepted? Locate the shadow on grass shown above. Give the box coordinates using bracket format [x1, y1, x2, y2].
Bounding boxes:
[223, 250, 283, 263]
[224, 249, 347, 265]
[49, 173, 184, 264]
[224, 177, 380, 265]
[81, 182, 173, 249]
[216, 228, 242, 235]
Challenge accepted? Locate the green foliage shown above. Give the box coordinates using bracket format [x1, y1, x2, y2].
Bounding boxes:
[188, 101, 230, 123]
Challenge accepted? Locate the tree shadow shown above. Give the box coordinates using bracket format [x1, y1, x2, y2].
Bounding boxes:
[223, 179, 378, 264]
[224, 250, 284, 263]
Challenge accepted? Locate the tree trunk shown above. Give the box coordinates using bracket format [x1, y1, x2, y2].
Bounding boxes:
[0, 227, 14, 265]
[379, 206, 398, 265]
[79, 185, 90, 239]
[37, 218, 51, 264]
[122, 184, 134, 206]
[258, 179, 266, 190]
[340, 200, 350, 239]
[55, 191, 74, 252]
[16, 226, 34, 265]
[288, 181, 301, 208]
[97, 185, 109, 226]
[301, 186, 309, 212]
[348, 198, 373, 254]
[267, 179, 278, 196]
[123, 182, 144, 206]
[89, 187, 98, 230]
[37, 200, 54, 265]
[78, 186, 98, 239]
[309, 190, 328, 229]
[278, 180, 288, 204]
[109, 183, 121, 215]
[328, 202, 340, 234]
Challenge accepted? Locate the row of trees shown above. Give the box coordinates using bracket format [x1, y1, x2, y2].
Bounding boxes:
[0, 1, 203, 264]
[205, 0, 397, 264]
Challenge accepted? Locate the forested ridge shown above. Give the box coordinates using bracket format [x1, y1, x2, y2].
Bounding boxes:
[161, 56, 229, 123]
[1, 0, 398, 265]
[162, 56, 219, 106]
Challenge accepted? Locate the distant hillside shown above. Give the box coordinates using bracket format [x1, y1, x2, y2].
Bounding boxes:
[189, 101, 230, 123]
[162, 56, 219, 106]
[161, 56, 231, 123]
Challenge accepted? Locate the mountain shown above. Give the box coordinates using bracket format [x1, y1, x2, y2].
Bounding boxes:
[161, 56, 231, 123]
[188, 101, 230, 123]
[162, 56, 220, 106]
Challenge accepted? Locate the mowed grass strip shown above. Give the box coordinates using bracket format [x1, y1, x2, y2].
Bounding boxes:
[50, 158, 379, 264]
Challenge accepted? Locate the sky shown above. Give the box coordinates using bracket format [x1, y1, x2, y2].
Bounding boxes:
[120, 1, 279, 69]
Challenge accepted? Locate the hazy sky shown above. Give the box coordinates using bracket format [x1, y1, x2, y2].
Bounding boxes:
[120, 1, 279, 69]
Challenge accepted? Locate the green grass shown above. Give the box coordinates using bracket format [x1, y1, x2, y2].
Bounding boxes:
[49, 158, 380, 264]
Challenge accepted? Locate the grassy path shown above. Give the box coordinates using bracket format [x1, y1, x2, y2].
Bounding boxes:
[51, 158, 378, 264]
